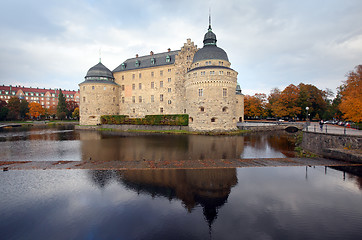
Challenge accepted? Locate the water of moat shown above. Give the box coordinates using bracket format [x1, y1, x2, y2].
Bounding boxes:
[1, 125, 362, 239]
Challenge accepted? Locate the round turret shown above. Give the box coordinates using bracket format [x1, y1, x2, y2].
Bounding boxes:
[185, 24, 240, 131]
[79, 61, 119, 125]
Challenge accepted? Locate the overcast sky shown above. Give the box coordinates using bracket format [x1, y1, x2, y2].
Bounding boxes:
[1, 0, 361, 96]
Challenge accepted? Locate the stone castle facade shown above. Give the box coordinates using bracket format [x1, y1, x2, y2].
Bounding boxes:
[79, 24, 244, 131]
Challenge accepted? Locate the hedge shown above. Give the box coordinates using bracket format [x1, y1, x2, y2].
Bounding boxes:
[100, 114, 189, 126]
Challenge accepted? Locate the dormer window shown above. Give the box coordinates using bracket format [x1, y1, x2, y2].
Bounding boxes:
[166, 55, 171, 62]
[121, 63, 126, 69]
[135, 60, 140, 67]
[151, 58, 155, 65]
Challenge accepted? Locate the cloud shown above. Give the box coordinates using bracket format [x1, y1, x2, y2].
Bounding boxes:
[0, 0, 361, 95]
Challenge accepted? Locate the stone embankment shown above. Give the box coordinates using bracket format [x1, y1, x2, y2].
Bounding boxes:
[302, 125, 361, 162]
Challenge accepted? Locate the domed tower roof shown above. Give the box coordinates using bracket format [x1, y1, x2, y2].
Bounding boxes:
[80, 61, 118, 86]
[193, 25, 229, 63]
[85, 62, 114, 79]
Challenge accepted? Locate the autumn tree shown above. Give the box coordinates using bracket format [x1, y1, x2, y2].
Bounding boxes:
[339, 65, 362, 122]
[297, 83, 326, 120]
[6, 96, 21, 120]
[57, 89, 67, 120]
[244, 93, 267, 119]
[0, 99, 8, 121]
[28, 102, 45, 119]
[47, 105, 57, 119]
[66, 100, 78, 119]
[271, 84, 301, 119]
[19, 99, 29, 119]
[72, 107, 79, 120]
[266, 88, 281, 117]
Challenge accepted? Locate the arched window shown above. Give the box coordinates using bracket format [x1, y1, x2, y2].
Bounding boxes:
[222, 107, 228, 112]
[189, 117, 193, 123]
[200, 106, 204, 112]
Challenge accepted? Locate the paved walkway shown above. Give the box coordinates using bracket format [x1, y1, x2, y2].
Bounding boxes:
[305, 122, 362, 136]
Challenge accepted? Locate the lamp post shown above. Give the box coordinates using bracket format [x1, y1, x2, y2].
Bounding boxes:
[306, 107, 309, 128]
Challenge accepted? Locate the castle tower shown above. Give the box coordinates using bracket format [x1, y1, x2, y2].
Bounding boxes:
[79, 62, 120, 125]
[186, 24, 240, 131]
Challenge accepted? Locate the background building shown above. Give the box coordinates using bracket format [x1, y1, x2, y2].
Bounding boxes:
[0, 85, 79, 109]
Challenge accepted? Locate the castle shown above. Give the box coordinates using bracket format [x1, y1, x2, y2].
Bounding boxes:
[79, 23, 244, 131]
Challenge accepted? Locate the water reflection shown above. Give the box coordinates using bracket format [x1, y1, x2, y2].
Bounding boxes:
[1, 166, 362, 239]
[0, 125, 297, 162]
[80, 131, 295, 162]
[89, 168, 237, 229]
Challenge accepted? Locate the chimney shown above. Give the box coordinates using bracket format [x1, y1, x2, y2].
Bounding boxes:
[167, 48, 171, 52]
[150, 51, 154, 55]
[136, 54, 139, 58]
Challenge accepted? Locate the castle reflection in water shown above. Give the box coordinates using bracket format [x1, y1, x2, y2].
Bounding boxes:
[89, 168, 237, 228]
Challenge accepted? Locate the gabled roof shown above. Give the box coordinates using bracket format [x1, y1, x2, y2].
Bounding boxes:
[113, 50, 180, 72]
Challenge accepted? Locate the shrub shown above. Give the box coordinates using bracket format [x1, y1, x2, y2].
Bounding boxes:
[100, 114, 188, 126]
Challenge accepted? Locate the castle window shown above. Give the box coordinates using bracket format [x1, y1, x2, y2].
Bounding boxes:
[139, 83, 142, 89]
[168, 69, 171, 72]
[222, 107, 228, 112]
[205, 61, 208, 65]
[201, 71, 205, 76]
[133, 109, 135, 113]
[151, 58, 155, 65]
[219, 61, 223, 66]
[83, 97, 85, 102]
[132, 84, 135, 90]
[121, 63, 125, 70]
[223, 88, 227, 97]
[160, 70, 163, 76]
[200, 106, 204, 112]
[189, 117, 193, 123]
[166, 55, 170, 62]
[168, 78, 171, 82]
[121, 85, 125, 91]
[151, 82, 154, 89]
[187, 67, 190, 72]
[151, 95, 154, 102]
[219, 71, 224, 75]
[104, 87, 106, 90]
[168, 88, 171, 93]
[211, 117, 216, 123]
[160, 108, 164, 113]
[122, 75, 124, 80]
[210, 71, 215, 75]
[113, 97, 115, 103]
[139, 96, 142, 103]
[139, 73, 142, 79]
[113, 87, 115, 91]
[151, 72, 154, 77]
[135, 60, 140, 67]
[92, 86, 94, 90]
[168, 100, 172, 104]
[160, 94, 163, 102]
[187, 55, 191, 60]
[83, 86, 85, 90]
[122, 97, 124, 103]
[160, 81, 163, 88]
[198, 89, 203, 97]
[132, 96, 135, 103]
[227, 72, 230, 76]
[184, 109, 186, 113]
[132, 74, 135, 79]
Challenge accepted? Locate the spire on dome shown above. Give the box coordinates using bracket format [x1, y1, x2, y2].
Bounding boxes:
[208, 8, 212, 31]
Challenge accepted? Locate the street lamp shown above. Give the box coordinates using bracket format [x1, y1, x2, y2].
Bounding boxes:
[306, 107, 309, 126]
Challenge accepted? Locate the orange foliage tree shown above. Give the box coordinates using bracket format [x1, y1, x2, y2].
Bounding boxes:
[28, 102, 45, 119]
[339, 65, 362, 122]
[244, 93, 267, 119]
[270, 84, 301, 118]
